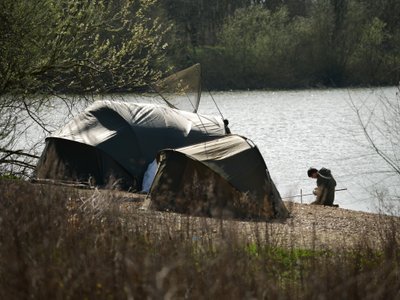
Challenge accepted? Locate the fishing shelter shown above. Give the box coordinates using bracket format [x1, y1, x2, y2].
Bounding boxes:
[35, 100, 226, 190]
[149, 135, 288, 219]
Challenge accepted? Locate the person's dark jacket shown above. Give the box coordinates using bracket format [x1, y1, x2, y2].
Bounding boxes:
[314, 168, 336, 205]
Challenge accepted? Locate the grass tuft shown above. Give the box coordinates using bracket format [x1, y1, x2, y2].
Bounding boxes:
[1, 179, 399, 299]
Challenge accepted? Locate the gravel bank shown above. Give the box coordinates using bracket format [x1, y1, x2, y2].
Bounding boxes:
[5, 180, 399, 250]
[118, 194, 399, 250]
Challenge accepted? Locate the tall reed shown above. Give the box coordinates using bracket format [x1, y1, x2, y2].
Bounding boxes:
[0, 179, 399, 299]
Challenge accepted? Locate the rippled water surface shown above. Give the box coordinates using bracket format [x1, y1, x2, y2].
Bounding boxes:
[27, 87, 400, 214]
[194, 88, 399, 213]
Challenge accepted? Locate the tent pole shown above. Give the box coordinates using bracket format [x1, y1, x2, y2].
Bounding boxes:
[300, 189, 303, 203]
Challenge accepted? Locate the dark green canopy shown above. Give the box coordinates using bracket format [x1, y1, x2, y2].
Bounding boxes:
[149, 134, 288, 219]
[36, 100, 225, 190]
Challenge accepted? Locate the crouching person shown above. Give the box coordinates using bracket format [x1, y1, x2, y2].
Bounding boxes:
[307, 167, 337, 206]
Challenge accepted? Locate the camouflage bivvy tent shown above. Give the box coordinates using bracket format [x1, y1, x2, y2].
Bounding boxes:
[148, 134, 288, 219]
[35, 101, 226, 191]
[35, 64, 288, 220]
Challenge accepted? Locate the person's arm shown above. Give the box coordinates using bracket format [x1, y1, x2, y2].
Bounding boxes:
[315, 184, 328, 204]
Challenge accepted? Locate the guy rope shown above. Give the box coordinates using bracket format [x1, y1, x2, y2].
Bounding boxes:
[284, 188, 348, 203]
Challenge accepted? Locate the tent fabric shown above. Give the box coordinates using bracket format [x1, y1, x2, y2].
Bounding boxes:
[36, 101, 226, 190]
[152, 63, 201, 113]
[149, 135, 288, 219]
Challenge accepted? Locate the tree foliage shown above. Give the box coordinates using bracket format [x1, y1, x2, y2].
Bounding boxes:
[0, 0, 170, 177]
[182, 0, 400, 89]
[0, 0, 170, 95]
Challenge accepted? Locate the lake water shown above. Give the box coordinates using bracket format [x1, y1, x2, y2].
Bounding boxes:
[194, 87, 400, 214]
[24, 87, 400, 214]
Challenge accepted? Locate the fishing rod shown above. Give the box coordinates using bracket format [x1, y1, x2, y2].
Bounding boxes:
[207, 87, 225, 120]
[283, 188, 348, 199]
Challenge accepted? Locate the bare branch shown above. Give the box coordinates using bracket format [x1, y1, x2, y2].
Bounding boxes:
[0, 159, 36, 170]
[0, 148, 40, 160]
[349, 86, 400, 177]
[22, 101, 51, 134]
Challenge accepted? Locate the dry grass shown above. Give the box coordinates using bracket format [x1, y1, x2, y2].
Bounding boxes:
[1, 179, 399, 299]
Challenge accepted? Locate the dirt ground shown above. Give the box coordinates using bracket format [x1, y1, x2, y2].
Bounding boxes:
[114, 191, 398, 250]
[7, 180, 399, 250]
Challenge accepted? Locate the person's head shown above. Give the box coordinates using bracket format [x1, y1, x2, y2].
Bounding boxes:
[307, 167, 318, 179]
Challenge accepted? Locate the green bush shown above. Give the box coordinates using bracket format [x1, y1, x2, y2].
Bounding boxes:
[0, 0, 170, 95]
[190, 2, 400, 90]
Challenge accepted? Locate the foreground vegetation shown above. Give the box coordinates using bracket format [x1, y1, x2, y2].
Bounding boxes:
[1, 179, 399, 299]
